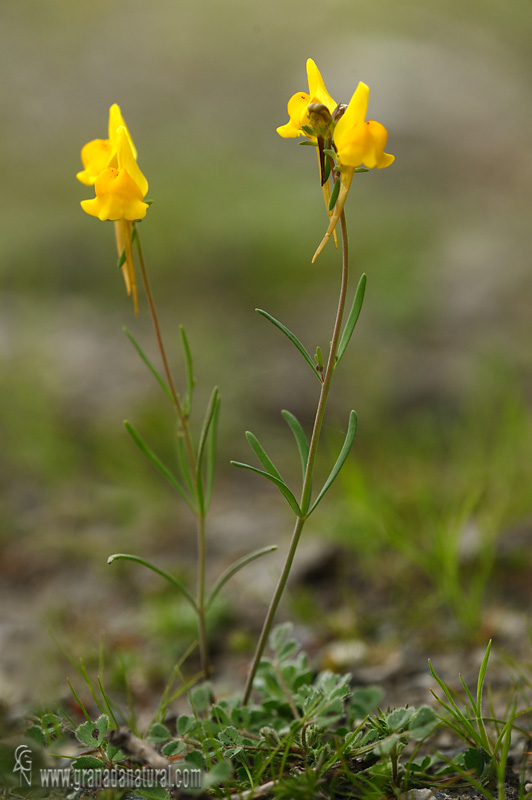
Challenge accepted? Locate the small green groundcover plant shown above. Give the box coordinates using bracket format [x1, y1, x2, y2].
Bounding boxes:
[9, 60, 531, 798]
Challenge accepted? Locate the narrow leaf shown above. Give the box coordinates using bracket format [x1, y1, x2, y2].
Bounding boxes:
[281, 410, 309, 480]
[123, 327, 173, 403]
[175, 432, 196, 498]
[336, 273, 367, 364]
[328, 177, 341, 211]
[245, 431, 283, 481]
[197, 387, 220, 471]
[307, 410, 358, 516]
[323, 155, 331, 184]
[255, 309, 320, 380]
[124, 421, 194, 511]
[231, 461, 301, 516]
[206, 545, 277, 609]
[205, 393, 221, 511]
[196, 387, 220, 514]
[180, 325, 195, 417]
[299, 140, 318, 147]
[476, 639, 492, 712]
[107, 553, 198, 612]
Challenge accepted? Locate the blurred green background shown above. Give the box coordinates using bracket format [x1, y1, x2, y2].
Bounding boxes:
[2, 0, 532, 708]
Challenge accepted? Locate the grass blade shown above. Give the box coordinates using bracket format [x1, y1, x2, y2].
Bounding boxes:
[256, 309, 320, 380]
[123, 327, 173, 403]
[281, 409, 309, 481]
[206, 545, 278, 609]
[231, 460, 301, 516]
[124, 421, 194, 511]
[336, 273, 366, 365]
[307, 410, 358, 516]
[107, 553, 198, 612]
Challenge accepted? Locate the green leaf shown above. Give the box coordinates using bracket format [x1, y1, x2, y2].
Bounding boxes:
[180, 325, 195, 417]
[281, 409, 309, 480]
[147, 723, 171, 744]
[323, 155, 331, 183]
[336, 273, 366, 365]
[197, 387, 220, 474]
[328, 177, 341, 211]
[409, 705, 439, 740]
[175, 432, 196, 498]
[72, 755, 106, 770]
[206, 545, 277, 610]
[136, 788, 170, 800]
[463, 747, 490, 777]
[124, 421, 194, 511]
[201, 760, 233, 791]
[190, 683, 212, 714]
[162, 740, 185, 757]
[75, 715, 109, 748]
[204, 392, 221, 512]
[245, 431, 283, 481]
[476, 639, 492, 712]
[255, 309, 320, 380]
[231, 460, 301, 516]
[270, 622, 294, 653]
[307, 410, 358, 516]
[323, 148, 337, 159]
[123, 327, 173, 403]
[107, 553, 198, 612]
[177, 714, 196, 735]
[196, 387, 220, 515]
[25, 726, 45, 746]
[349, 686, 385, 719]
[299, 140, 318, 147]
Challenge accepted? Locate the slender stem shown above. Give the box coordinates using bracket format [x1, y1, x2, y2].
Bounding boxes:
[133, 224, 196, 479]
[242, 211, 350, 705]
[196, 513, 210, 679]
[132, 224, 211, 678]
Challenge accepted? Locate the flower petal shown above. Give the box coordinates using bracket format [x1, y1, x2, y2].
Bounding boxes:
[81, 167, 148, 221]
[108, 103, 137, 159]
[306, 59, 336, 114]
[76, 138, 113, 185]
[334, 82, 369, 142]
[277, 91, 311, 138]
[116, 127, 148, 196]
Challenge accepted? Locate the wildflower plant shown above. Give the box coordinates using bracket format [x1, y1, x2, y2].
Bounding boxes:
[32, 57, 528, 800]
[76, 60, 394, 702]
[76, 104, 277, 682]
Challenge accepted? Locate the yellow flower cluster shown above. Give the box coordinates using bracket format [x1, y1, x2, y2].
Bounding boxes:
[77, 105, 149, 313]
[277, 59, 394, 259]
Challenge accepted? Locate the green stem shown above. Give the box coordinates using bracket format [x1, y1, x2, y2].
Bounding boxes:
[133, 223, 211, 680]
[133, 224, 196, 480]
[242, 211, 350, 705]
[196, 512, 210, 679]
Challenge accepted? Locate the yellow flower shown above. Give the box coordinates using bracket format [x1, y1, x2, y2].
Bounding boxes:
[76, 104, 135, 186]
[312, 82, 394, 262]
[80, 127, 148, 221]
[276, 59, 336, 139]
[79, 113, 149, 315]
[334, 82, 394, 171]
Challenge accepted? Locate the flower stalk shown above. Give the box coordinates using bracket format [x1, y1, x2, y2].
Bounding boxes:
[242, 209, 350, 705]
